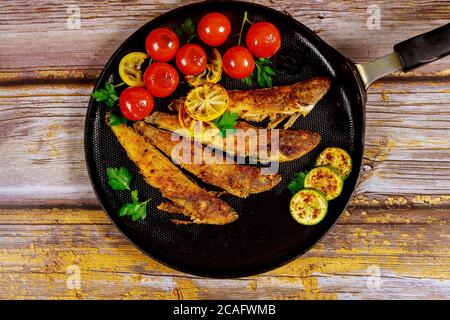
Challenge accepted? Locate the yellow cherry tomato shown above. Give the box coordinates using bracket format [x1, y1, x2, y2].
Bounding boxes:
[118, 52, 148, 87]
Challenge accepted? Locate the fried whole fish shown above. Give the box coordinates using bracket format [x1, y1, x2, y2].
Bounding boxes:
[110, 122, 238, 225]
[134, 121, 282, 198]
[169, 77, 331, 129]
[145, 112, 321, 162]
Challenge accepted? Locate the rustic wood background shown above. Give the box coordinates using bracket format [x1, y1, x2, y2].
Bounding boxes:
[0, 0, 449, 299]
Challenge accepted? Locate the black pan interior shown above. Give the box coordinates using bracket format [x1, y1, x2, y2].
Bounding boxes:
[85, 0, 365, 277]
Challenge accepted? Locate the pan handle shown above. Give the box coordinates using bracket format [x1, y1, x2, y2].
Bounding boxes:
[394, 23, 450, 72]
[356, 24, 450, 89]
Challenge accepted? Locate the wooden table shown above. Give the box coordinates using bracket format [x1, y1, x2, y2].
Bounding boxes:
[1, 0, 449, 300]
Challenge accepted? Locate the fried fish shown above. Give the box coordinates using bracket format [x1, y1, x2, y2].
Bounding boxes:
[110, 122, 238, 225]
[134, 121, 282, 198]
[145, 112, 321, 162]
[169, 77, 331, 129]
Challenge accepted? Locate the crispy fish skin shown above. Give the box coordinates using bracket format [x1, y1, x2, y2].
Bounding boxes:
[169, 77, 331, 128]
[145, 112, 321, 162]
[110, 123, 238, 225]
[134, 121, 282, 198]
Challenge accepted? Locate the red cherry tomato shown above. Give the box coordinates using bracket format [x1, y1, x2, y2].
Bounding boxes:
[144, 62, 179, 98]
[222, 46, 255, 79]
[175, 44, 207, 75]
[245, 22, 281, 58]
[198, 12, 231, 46]
[119, 87, 154, 121]
[145, 28, 179, 62]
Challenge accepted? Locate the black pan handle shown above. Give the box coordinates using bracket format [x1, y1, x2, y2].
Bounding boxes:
[356, 24, 450, 88]
[393, 23, 450, 72]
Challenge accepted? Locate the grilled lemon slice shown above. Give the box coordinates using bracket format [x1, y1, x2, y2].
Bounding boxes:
[184, 83, 229, 122]
[178, 103, 220, 140]
[185, 48, 223, 87]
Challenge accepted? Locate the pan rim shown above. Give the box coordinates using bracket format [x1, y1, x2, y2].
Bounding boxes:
[84, 0, 366, 278]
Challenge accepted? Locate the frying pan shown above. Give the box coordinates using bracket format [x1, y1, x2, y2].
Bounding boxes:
[85, 0, 450, 277]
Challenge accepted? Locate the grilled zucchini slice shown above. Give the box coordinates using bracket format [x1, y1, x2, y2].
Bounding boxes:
[304, 166, 344, 200]
[290, 189, 328, 225]
[315, 147, 352, 179]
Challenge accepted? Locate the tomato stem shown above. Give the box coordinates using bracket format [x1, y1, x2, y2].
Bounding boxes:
[237, 11, 250, 46]
[186, 33, 197, 44]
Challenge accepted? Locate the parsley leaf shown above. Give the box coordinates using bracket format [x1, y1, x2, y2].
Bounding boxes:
[91, 89, 109, 102]
[119, 189, 150, 221]
[212, 112, 239, 137]
[241, 58, 276, 88]
[175, 18, 197, 43]
[288, 171, 307, 194]
[107, 171, 150, 221]
[108, 112, 127, 126]
[118, 198, 150, 221]
[131, 189, 139, 203]
[255, 58, 276, 87]
[92, 82, 119, 108]
[106, 166, 132, 190]
[241, 76, 253, 86]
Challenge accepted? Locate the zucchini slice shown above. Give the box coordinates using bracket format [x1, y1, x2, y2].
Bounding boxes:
[290, 189, 328, 225]
[304, 166, 344, 200]
[315, 147, 352, 179]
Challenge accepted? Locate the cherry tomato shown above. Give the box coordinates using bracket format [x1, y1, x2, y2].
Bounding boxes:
[198, 12, 231, 46]
[176, 44, 207, 75]
[145, 28, 179, 62]
[119, 87, 154, 121]
[222, 46, 255, 79]
[245, 22, 281, 58]
[143, 62, 179, 98]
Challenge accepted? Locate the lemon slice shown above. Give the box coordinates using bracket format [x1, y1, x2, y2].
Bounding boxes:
[185, 48, 223, 87]
[178, 103, 221, 140]
[184, 83, 229, 122]
[178, 101, 191, 129]
[118, 52, 148, 87]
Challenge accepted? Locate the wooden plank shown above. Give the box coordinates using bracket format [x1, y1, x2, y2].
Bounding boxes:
[0, 206, 447, 226]
[2, 0, 449, 301]
[0, 81, 449, 207]
[0, 270, 448, 300]
[0, 212, 447, 299]
[0, 84, 94, 206]
[1, 0, 450, 84]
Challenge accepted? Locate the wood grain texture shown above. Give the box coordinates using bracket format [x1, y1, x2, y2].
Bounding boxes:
[0, 207, 448, 300]
[0, 0, 449, 300]
[1, 0, 450, 85]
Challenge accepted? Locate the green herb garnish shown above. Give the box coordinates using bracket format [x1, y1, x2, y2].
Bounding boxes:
[106, 166, 132, 190]
[108, 112, 127, 126]
[91, 82, 119, 108]
[118, 189, 150, 221]
[288, 171, 308, 194]
[131, 189, 139, 203]
[175, 18, 197, 43]
[212, 112, 239, 137]
[242, 58, 276, 88]
[241, 76, 253, 86]
[237, 11, 251, 46]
